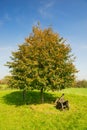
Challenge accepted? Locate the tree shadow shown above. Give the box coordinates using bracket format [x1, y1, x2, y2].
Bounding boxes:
[3, 90, 57, 106]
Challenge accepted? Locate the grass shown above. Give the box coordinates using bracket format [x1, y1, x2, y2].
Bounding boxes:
[60, 88, 87, 96]
[0, 88, 87, 130]
[0, 84, 9, 90]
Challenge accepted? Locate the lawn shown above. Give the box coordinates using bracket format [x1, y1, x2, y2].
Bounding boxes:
[0, 88, 87, 130]
[0, 84, 9, 90]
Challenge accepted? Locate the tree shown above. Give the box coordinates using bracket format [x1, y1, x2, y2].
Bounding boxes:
[1, 76, 12, 85]
[6, 24, 77, 103]
[76, 80, 87, 88]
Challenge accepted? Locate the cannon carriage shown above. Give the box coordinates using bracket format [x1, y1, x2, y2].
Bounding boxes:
[55, 93, 69, 110]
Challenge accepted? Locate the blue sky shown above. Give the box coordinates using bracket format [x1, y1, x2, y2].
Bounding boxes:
[0, 0, 87, 80]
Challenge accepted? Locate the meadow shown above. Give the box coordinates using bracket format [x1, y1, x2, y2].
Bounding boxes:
[0, 87, 87, 130]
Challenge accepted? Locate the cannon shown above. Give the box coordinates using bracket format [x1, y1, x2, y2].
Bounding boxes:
[55, 93, 69, 110]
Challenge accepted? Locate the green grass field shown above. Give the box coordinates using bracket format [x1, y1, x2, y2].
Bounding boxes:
[0, 84, 9, 90]
[0, 88, 87, 130]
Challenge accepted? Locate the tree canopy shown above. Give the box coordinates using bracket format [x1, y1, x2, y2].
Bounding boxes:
[6, 24, 77, 102]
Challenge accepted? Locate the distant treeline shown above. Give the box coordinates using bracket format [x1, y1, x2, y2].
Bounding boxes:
[76, 80, 87, 88]
[0, 76, 87, 88]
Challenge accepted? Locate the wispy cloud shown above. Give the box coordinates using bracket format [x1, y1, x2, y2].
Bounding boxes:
[0, 46, 14, 51]
[0, 20, 4, 27]
[4, 13, 11, 21]
[45, 1, 54, 8]
[38, 0, 55, 18]
[0, 13, 11, 27]
[80, 45, 87, 49]
[0, 44, 18, 52]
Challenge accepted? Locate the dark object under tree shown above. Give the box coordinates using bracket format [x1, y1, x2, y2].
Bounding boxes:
[55, 93, 69, 110]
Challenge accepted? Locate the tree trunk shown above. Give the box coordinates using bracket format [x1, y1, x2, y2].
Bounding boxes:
[23, 89, 26, 102]
[41, 87, 44, 103]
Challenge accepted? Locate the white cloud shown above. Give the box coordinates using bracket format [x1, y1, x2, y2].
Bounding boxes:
[38, 0, 55, 18]
[45, 1, 54, 8]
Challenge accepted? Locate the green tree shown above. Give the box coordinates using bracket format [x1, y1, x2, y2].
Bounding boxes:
[76, 80, 87, 88]
[1, 76, 12, 85]
[6, 24, 77, 103]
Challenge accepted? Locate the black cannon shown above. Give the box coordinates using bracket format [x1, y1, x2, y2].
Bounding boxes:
[55, 93, 69, 110]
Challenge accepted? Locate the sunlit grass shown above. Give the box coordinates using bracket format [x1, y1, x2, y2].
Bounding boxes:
[0, 84, 8, 90]
[0, 88, 87, 130]
[60, 88, 87, 96]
